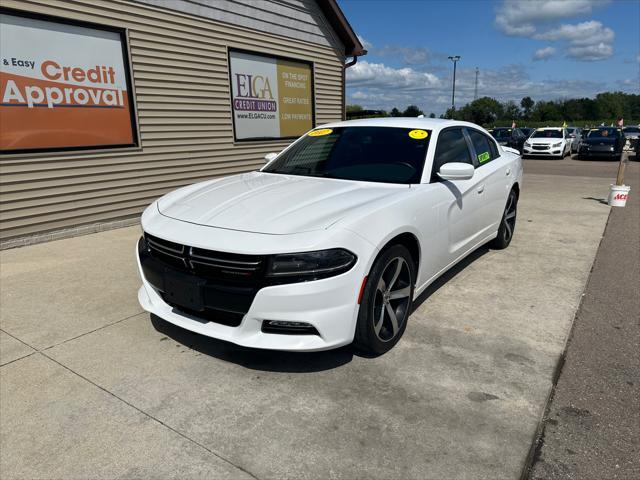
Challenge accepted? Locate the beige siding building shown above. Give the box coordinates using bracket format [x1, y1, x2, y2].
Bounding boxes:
[0, 0, 365, 246]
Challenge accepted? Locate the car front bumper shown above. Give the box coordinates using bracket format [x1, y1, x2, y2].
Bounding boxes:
[523, 146, 563, 156]
[578, 147, 618, 158]
[136, 212, 376, 352]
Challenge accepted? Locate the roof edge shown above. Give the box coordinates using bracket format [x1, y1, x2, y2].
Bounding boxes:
[317, 0, 366, 57]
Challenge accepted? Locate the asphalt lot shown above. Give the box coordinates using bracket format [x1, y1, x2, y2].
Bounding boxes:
[0, 154, 632, 479]
[528, 154, 640, 479]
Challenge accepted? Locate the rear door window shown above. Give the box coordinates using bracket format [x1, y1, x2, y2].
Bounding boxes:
[466, 129, 496, 165]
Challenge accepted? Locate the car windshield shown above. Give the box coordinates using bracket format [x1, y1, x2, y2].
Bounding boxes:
[531, 129, 563, 138]
[490, 129, 512, 139]
[262, 126, 431, 184]
[623, 127, 639, 133]
[586, 128, 620, 138]
[520, 128, 533, 136]
[566, 128, 576, 134]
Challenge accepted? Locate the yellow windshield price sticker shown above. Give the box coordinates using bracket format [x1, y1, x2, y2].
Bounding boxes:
[408, 129, 428, 140]
[478, 151, 490, 163]
[308, 128, 333, 137]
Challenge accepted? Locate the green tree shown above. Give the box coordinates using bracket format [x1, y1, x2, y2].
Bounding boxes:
[520, 96, 534, 119]
[346, 104, 363, 114]
[595, 92, 625, 120]
[458, 97, 504, 125]
[531, 100, 561, 122]
[390, 107, 401, 117]
[403, 105, 424, 117]
[502, 100, 521, 122]
[429, 112, 436, 118]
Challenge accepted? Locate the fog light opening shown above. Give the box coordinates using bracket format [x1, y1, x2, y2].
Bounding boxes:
[261, 320, 320, 336]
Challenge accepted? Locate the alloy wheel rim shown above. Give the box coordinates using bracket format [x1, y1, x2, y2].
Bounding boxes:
[372, 257, 411, 342]
[503, 192, 517, 243]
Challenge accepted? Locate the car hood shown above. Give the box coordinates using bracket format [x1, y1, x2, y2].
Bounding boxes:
[157, 171, 408, 235]
[583, 136, 617, 145]
[527, 137, 564, 145]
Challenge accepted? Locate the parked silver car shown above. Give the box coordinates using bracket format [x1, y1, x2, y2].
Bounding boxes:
[623, 126, 639, 151]
[566, 127, 583, 154]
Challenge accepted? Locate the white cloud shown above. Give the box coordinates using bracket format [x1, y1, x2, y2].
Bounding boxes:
[533, 21, 615, 60]
[356, 35, 373, 51]
[377, 46, 431, 65]
[494, 1, 614, 61]
[533, 46, 557, 61]
[346, 60, 441, 90]
[534, 20, 613, 45]
[495, 0, 610, 36]
[346, 61, 612, 114]
[567, 42, 613, 60]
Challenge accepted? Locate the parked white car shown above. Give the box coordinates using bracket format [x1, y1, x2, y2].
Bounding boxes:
[137, 118, 523, 354]
[523, 128, 571, 158]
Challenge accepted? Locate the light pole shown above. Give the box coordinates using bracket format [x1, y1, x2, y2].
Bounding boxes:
[447, 55, 461, 111]
[474, 67, 479, 100]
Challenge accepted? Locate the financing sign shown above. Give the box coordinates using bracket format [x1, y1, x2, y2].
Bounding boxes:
[0, 12, 137, 153]
[229, 50, 314, 140]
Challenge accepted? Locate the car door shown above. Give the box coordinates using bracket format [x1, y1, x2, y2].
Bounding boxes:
[428, 127, 487, 266]
[465, 128, 511, 235]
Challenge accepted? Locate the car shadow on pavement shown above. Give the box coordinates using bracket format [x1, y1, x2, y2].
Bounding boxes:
[411, 246, 490, 313]
[150, 245, 490, 370]
[150, 314, 354, 372]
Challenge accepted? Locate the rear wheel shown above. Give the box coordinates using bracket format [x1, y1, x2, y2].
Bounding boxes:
[354, 245, 415, 355]
[490, 189, 518, 250]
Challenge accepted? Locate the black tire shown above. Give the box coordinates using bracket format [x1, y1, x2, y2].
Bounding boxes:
[490, 188, 518, 250]
[354, 245, 415, 355]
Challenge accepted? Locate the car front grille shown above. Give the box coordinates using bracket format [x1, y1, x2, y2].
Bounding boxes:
[532, 145, 549, 150]
[145, 233, 265, 285]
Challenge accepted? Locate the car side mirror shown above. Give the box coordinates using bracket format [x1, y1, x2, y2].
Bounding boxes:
[264, 152, 278, 163]
[437, 162, 475, 181]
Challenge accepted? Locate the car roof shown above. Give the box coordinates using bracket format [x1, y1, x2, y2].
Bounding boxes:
[317, 117, 488, 134]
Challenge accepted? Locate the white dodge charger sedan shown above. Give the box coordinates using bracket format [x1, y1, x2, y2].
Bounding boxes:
[137, 118, 523, 354]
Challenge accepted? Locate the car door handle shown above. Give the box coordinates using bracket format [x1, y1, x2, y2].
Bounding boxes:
[477, 185, 485, 194]
[506, 168, 511, 176]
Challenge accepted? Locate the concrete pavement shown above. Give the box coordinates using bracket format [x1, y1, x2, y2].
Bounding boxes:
[0, 158, 623, 479]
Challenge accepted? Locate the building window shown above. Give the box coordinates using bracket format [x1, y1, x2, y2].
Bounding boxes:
[228, 49, 314, 141]
[0, 9, 138, 154]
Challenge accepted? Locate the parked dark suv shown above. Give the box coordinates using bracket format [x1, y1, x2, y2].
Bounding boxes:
[488, 127, 527, 153]
[577, 127, 625, 160]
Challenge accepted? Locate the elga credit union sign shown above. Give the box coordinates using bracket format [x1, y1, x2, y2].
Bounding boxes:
[229, 50, 314, 140]
[0, 12, 137, 153]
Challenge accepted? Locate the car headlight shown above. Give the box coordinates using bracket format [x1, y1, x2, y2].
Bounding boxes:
[552, 142, 562, 147]
[525, 141, 531, 146]
[266, 249, 357, 281]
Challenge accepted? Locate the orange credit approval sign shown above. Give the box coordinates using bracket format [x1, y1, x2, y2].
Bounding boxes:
[0, 12, 136, 152]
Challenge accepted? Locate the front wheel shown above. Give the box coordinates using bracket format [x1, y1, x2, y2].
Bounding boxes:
[490, 189, 518, 250]
[354, 245, 415, 355]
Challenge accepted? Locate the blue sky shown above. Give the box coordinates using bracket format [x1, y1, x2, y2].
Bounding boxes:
[339, 0, 640, 114]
